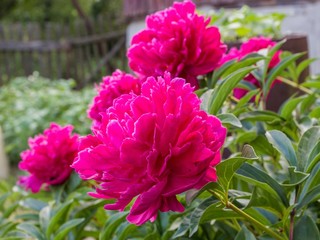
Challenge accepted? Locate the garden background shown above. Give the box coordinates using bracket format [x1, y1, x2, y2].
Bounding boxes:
[0, 0, 320, 239]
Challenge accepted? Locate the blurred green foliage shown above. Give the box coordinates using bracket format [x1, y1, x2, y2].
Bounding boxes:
[207, 6, 286, 42]
[0, 0, 122, 23]
[0, 72, 95, 163]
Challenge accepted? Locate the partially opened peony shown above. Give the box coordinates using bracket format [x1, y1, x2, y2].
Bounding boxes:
[220, 36, 281, 99]
[88, 70, 141, 128]
[72, 73, 226, 225]
[128, 1, 226, 88]
[19, 123, 79, 193]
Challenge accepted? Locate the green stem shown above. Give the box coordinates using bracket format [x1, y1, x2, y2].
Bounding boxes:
[278, 76, 319, 97]
[226, 201, 284, 240]
[209, 190, 285, 240]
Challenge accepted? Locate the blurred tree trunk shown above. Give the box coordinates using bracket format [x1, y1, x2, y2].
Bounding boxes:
[71, 0, 94, 34]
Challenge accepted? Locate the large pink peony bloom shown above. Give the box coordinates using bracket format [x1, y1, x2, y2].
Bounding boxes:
[72, 73, 226, 225]
[88, 70, 141, 128]
[219, 37, 281, 99]
[19, 123, 79, 193]
[127, 1, 226, 88]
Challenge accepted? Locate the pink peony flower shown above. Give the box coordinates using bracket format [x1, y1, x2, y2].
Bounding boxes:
[72, 73, 226, 225]
[127, 1, 226, 88]
[18, 123, 79, 193]
[219, 37, 281, 99]
[88, 70, 141, 128]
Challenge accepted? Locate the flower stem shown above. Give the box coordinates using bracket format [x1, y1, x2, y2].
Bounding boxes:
[278, 76, 318, 96]
[209, 190, 285, 240]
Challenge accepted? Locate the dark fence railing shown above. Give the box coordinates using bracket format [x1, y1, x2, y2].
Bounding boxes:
[124, 0, 317, 19]
[0, 16, 126, 87]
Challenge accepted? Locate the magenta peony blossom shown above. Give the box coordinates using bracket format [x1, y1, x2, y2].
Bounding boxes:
[127, 1, 226, 88]
[219, 37, 281, 99]
[72, 73, 226, 225]
[18, 123, 79, 193]
[88, 70, 141, 128]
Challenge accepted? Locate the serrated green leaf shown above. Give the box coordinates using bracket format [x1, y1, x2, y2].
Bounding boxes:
[218, 113, 242, 128]
[54, 218, 85, 240]
[266, 130, 298, 168]
[209, 66, 256, 115]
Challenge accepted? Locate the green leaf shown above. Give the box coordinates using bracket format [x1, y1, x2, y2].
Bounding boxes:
[264, 52, 304, 96]
[247, 186, 285, 216]
[46, 200, 73, 239]
[236, 163, 289, 206]
[19, 198, 47, 211]
[309, 106, 320, 118]
[282, 166, 309, 187]
[210, 59, 237, 88]
[189, 197, 218, 237]
[301, 81, 320, 89]
[305, 141, 320, 173]
[240, 110, 284, 122]
[17, 223, 45, 240]
[266, 130, 298, 168]
[65, 172, 82, 194]
[299, 162, 320, 203]
[261, 39, 286, 82]
[172, 215, 191, 239]
[235, 225, 257, 240]
[236, 89, 260, 108]
[200, 202, 270, 225]
[54, 218, 85, 240]
[185, 182, 223, 205]
[296, 58, 316, 81]
[217, 156, 257, 192]
[209, 66, 256, 115]
[221, 54, 264, 78]
[117, 223, 140, 240]
[99, 212, 128, 240]
[218, 113, 242, 128]
[293, 215, 320, 240]
[297, 126, 320, 172]
[279, 96, 306, 119]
